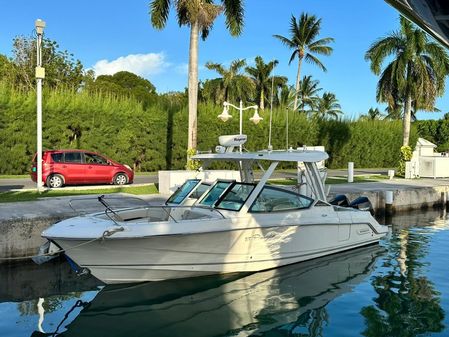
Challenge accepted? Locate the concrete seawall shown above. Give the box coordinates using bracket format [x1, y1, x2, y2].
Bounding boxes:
[330, 179, 449, 214]
[1, 178, 449, 262]
[0, 216, 65, 263]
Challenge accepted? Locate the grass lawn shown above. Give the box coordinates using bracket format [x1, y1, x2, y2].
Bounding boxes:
[325, 175, 390, 184]
[269, 175, 390, 186]
[0, 184, 158, 203]
[135, 172, 157, 176]
[0, 175, 29, 179]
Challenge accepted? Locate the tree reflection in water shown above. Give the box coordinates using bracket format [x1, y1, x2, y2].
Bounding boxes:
[361, 226, 445, 337]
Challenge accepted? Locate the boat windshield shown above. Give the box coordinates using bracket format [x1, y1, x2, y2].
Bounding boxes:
[250, 186, 313, 212]
[199, 181, 232, 207]
[190, 183, 210, 199]
[166, 179, 201, 205]
[215, 183, 255, 211]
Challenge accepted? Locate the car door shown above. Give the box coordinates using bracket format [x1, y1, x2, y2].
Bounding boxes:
[83, 152, 113, 184]
[62, 152, 86, 184]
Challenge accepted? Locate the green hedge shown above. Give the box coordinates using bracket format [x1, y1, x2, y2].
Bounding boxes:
[0, 83, 426, 174]
[415, 119, 449, 152]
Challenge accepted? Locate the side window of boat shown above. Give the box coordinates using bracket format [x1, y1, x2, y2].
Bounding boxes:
[199, 181, 232, 206]
[216, 183, 255, 211]
[250, 186, 313, 213]
[166, 179, 201, 205]
[189, 183, 210, 199]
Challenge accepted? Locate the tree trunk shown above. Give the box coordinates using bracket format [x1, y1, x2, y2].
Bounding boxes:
[260, 87, 264, 110]
[187, 20, 199, 150]
[293, 57, 303, 111]
[403, 94, 412, 146]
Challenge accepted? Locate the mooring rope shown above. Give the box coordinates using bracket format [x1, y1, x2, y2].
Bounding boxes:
[51, 299, 89, 336]
[0, 227, 124, 261]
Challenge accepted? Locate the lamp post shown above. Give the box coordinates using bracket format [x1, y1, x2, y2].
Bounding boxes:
[35, 19, 46, 192]
[217, 100, 262, 152]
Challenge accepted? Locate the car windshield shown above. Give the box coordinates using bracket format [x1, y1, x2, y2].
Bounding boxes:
[166, 179, 201, 205]
[199, 181, 232, 207]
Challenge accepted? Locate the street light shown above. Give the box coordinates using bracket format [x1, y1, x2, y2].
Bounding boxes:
[35, 19, 46, 192]
[217, 100, 262, 152]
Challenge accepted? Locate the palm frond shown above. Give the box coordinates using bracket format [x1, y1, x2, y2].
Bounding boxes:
[273, 34, 296, 49]
[205, 62, 226, 76]
[150, 0, 171, 29]
[221, 0, 244, 36]
[304, 54, 327, 72]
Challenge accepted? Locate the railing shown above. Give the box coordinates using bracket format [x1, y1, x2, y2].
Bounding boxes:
[68, 195, 226, 224]
[68, 195, 150, 214]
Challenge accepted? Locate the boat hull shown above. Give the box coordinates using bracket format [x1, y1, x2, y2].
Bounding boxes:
[54, 222, 386, 284]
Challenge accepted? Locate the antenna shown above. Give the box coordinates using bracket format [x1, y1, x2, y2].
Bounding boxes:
[286, 106, 289, 150]
[268, 68, 274, 151]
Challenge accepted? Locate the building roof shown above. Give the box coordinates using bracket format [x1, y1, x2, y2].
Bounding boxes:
[417, 137, 437, 147]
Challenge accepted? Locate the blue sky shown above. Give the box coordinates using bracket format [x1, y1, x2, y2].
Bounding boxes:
[0, 0, 448, 119]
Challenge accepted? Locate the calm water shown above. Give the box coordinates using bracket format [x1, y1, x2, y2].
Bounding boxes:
[1, 210, 449, 337]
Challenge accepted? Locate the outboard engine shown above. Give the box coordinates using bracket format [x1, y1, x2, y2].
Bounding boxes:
[349, 196, 374, 215]
[329, 194, 350, 207]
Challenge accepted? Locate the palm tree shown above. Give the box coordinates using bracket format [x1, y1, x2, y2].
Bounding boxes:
[150, 0, 244, 151]
[298, 75, 322, 113]
[278, 84, 296, 109]
[312, 92, 342, 119]
[384, 102, 403, 120]
[273, 13, 334, 111]
[365, 16, 449, 146]
[360, 107, 384, 120]
[205, 59, 254, 103]
[245, 56, 287, 110]
[199, 78, 223, 104]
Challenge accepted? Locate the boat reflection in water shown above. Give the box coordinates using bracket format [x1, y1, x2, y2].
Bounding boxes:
[58, 246, 384, 337]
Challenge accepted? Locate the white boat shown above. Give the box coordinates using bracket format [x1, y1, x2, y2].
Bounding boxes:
[41, 137, 389, 284]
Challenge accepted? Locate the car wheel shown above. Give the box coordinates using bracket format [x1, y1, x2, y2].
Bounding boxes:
[114, 173, 128, 185]
[46, 174, 64, 188]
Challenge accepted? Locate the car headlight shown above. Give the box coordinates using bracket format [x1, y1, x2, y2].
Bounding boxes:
[124, 165, 132, 171]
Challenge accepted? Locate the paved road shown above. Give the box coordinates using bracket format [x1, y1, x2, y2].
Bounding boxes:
[0, 168, 390, 192]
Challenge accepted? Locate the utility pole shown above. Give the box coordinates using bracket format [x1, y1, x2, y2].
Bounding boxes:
[35, 19, 46, 192]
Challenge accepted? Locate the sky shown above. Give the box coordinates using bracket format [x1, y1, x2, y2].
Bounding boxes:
[0, 0, 448, 120]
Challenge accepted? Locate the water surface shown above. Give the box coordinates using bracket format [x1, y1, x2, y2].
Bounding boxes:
[1, 209, 448, 337]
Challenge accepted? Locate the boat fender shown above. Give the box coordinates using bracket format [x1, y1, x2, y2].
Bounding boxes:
[349, 196, 374, 215]
[329, 194, 350, 207]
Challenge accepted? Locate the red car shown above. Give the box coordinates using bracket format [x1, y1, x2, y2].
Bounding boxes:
[31, 150, 134, 188]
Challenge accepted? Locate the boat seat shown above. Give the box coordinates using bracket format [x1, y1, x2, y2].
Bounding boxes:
[271, 202, 296, 211]
[269, 198, 298, 211]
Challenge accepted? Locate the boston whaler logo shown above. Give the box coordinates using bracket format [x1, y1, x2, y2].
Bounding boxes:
[245, 232, 277, 242]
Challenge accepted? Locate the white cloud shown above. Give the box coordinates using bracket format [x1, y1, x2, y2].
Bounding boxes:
[175, 63, 188, 75]
[92, 52, 170, 77]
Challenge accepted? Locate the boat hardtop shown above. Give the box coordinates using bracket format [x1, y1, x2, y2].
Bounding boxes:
[192, 149, 329, 163]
